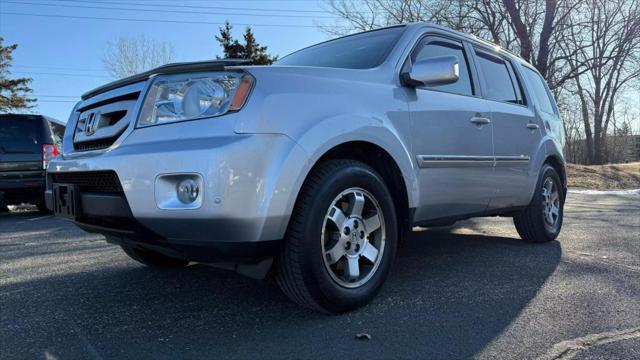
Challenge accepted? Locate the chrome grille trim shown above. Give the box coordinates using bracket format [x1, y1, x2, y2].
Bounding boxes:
[78, 81, 147, 110]
[74, 100, 136, 147]
[62, 81, 151, 158]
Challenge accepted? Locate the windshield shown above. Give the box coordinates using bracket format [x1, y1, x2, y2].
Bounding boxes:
[0, 116, 48, 154]
[277, 26, 405, 69]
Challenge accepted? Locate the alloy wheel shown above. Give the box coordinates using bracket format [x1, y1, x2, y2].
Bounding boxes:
[321, 187, 386, 288]
[541, 177, 561, 232]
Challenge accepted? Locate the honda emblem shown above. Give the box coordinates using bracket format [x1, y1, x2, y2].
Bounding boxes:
[84, 111, 100, 136]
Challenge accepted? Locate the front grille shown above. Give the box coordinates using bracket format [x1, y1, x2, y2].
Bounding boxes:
[51, 171, 123, 193]
[73, 91, 141, 152]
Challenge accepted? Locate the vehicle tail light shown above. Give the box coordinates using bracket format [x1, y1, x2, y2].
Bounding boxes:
[42, 144, 60, 170]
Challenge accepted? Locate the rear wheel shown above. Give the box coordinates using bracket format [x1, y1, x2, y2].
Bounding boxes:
[276, 160, 398, 313]
[514, 164, 564, 243]
[121, 245, 190, 267]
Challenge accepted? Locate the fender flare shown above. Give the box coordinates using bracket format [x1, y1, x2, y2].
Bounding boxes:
[524, 135, 566, 204]
[264, 114, 419, 240]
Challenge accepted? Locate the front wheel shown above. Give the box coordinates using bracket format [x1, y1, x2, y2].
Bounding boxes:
[276, 160, 398, 313]
[514, 164, 564, 243]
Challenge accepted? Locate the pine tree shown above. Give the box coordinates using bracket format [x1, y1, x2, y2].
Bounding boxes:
[0, 37, 36, 112]
[215, 21, 277, 65]
[242, 27, 278, 65]
[215, 22, 244, 59]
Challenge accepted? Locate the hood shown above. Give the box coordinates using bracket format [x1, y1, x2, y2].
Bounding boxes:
[82, 59, 250, 100]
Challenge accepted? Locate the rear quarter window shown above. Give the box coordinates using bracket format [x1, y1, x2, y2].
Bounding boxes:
[522, 67, 556, 114]
[0, 117, 48, 154]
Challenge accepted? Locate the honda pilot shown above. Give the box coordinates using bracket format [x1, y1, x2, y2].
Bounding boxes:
[47, 23, 567, 313]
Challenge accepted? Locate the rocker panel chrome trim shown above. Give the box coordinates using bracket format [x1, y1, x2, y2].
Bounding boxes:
[416, 155, 530, 168]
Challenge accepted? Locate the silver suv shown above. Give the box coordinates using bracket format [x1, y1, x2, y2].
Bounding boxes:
[47, 23, 566, 313]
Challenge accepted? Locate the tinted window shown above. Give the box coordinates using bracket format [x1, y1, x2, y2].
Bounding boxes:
[412, 39, 473, 96]
[522, 67, 556, 114]
[0, 116, 47, 154]
[277, 26, 405, 69]
[476, 51, 521, 104]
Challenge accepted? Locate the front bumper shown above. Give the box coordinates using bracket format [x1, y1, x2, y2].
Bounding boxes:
[44, 189, 281, 262]
[47, 121, 309, 247]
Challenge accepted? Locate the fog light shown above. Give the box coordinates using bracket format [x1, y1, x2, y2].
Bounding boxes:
[177, 179, 199, 204]
[156, 173, 203, 209]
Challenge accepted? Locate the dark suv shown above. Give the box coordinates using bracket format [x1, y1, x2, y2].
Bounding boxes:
[0, 114, 62, 212]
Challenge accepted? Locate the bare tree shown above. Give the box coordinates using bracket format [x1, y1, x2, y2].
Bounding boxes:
[321, 0, 442, 36]
[323, 0, 640, 164]
[323, 0, 583, 89]
[500, 0, 589, 89]
[562, 0, 640, 164]
[557, 87, 587, 163]
[608, 105, 634, 163]
[102, 35, 175, 79]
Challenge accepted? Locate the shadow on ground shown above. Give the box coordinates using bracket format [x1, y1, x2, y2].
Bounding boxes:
[1, 224, 561, 359]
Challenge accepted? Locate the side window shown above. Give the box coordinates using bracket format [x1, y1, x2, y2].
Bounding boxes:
[522, 67, 556, 114]
[411, 38, 473, 96]
[475, 50, 523, 104]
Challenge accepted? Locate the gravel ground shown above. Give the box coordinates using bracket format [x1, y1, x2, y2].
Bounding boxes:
[1, 192, 638, 359]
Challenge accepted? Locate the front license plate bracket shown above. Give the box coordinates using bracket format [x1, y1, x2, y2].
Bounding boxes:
[52, 183, 81, 220]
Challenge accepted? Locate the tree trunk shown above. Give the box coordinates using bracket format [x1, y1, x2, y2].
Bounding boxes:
[535, 0, 558, 78]
[502, 0, 533, 62]
[593, 115, 604, 165]
[575, 80, 594, 164]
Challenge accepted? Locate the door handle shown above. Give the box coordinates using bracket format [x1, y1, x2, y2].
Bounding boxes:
[470, 117, 491, 125]
[526, 123, 540, 130]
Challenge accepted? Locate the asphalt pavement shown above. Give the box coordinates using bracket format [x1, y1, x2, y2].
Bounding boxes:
[1, 191, 639, 359]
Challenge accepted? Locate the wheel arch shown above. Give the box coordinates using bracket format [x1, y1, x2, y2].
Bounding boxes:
[526, 136, 567, 204]
[543, 155, 567, 196]
[317, 141, 413, 238]
[540, 135, 567, 195]
[280, 138, 418, 243]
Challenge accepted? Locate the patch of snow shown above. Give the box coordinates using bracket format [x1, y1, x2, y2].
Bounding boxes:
[568, 188, 640, 196]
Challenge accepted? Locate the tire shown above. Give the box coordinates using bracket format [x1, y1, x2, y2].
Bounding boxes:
[276, 160, 398, 313]
[121, 245, 190, 267]
[514, 164, 564, 243]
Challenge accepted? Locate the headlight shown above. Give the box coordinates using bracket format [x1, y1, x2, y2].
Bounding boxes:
[137, 71, 254, 127]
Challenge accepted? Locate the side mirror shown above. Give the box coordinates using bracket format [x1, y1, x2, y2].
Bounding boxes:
[402, 55, 460, 87]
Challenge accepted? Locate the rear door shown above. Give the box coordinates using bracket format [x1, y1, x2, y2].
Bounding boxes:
[407, 35, 495, 222]
[472, 48, 541, 209]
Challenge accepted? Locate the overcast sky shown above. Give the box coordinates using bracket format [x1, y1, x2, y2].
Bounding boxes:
[0, 0, 331, 121]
